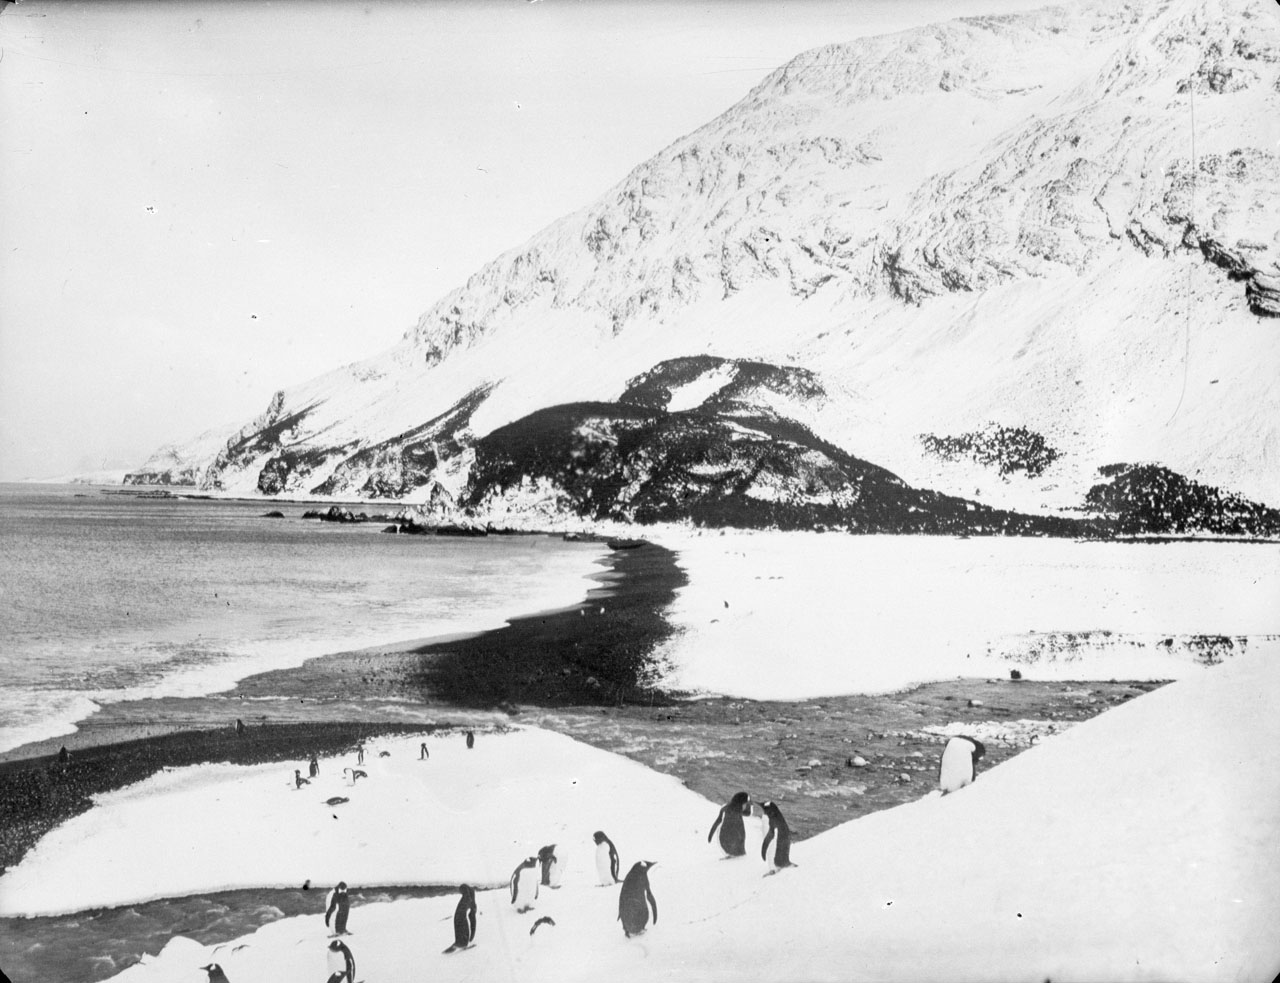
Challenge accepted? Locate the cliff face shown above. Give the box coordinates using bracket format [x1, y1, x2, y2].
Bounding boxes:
[135, 0, 1280, 531]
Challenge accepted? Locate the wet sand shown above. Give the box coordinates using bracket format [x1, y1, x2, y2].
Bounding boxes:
[0, 537, 1164, 881]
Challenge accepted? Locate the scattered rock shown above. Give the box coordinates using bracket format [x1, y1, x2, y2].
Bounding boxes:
[968, 699, 984, 708]
[260, 510, 286, 519]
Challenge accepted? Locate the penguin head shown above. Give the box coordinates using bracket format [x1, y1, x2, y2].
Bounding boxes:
[728, 791, 751, 811]
[336, 881, 347, 891]
[538, 844, 557, 862]
[967, 737, 987, 760]
[593, 830, 607, 844]
[459, 883, 475, 900]
[328, 939, 342, 952]
[200, 965, 227, 982]
[523, 856, 539, 868]
[637, 860, 657, 871]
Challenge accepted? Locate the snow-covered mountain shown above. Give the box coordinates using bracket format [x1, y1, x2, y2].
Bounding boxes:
[133, 0, 1280, 531]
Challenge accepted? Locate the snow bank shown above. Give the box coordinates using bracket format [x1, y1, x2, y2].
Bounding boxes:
[97, 640, 1280, 982]
[0, 729, 713, 917]
[650, 531, 1280, 698]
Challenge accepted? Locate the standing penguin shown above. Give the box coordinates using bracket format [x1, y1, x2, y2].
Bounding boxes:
[419, 742, 429, 760]
[707, 791, 751, 857]
[325, 881, 351, 935]
[617, 861, 658, 937]
[356, 744, 365, 766]
[326, 938, 355, 982]
[443, 883, 477, 953]
[759, 800, 794, 872]
[309, 756, 320, 779]
[592, 830, 621, 885]
[510, 856, 539, 913]
[465, 730, 475, 749]
[938, 735, 987, 794]
[537, 844, 564, 888]
[201, 965, 232, 983]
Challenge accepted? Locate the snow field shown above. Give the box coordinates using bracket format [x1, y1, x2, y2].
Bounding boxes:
[0, 729, 713, 918]
[87, 640, 1280, 982]
[649, 531, 1280, 698]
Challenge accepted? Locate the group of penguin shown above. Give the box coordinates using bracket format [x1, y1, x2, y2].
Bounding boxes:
[200, 730, 988, 981]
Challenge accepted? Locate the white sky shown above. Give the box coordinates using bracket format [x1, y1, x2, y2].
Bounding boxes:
[0, 0, 1053, 480]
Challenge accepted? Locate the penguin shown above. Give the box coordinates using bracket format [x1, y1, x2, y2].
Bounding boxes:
[510, 856, 539, 913]
[617, 861, 658, 937]
[759, 800, 794, 872]
[593, 830, 621, 885]
[743, 801, 770, 859]
[235, 719, 246, 736]
[537, 843, 564, 888]
[343, 768, 367, 785]
[58, 746, 70, 765]
[309, 756, 320, 779]
[443, 883, 477, 953]
[325, 881, 351, 935]
[294, 769, 311, 789]
[201, 965, 232, 983]
[324, 796, 350, 807]
[465, 730, 475, 749]
[419, 742, 429, 760]
[707, 791, 751, 856]
[378, 750, 390, 758]
[356, 745, 365, 766]
[938, 735, 987, 794]
[326, 938, 355, 983]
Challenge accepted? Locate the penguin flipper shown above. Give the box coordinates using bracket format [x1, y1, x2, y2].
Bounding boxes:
[761, 827, 775, 863]
[707, 808, 724, 843]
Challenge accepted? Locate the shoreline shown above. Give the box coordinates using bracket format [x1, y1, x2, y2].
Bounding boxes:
[0, 541, 686, 877]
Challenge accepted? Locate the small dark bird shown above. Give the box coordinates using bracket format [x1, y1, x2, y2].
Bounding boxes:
[309, 756, 320, 778]
[201, 964, 232, 983]
[465, 730, 475, 749]
[618, 861, 658, 937]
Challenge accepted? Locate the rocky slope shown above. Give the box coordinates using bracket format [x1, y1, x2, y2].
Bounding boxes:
[131, 0, 1280, 533]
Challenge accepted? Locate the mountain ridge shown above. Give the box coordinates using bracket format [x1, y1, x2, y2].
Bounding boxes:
[128, 0, 1280, 532]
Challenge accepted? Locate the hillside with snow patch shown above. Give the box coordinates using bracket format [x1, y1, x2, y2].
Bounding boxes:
[133, 0, 1280, 532]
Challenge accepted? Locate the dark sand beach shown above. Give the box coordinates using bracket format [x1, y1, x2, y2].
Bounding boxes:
[0, 537, 1168, 982]
[0, 539, 1162, 872]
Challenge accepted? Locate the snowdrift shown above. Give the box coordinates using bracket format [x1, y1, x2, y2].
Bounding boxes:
[4, 642, 1275, 981]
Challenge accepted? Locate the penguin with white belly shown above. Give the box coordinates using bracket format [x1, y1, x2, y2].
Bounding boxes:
[938, 735, 987, 794]
[510, 856, 540, 913]
[537, 843, 564, 888]
[593, 830, 621, 885]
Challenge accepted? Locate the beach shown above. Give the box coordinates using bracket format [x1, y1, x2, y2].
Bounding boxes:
[1, 532, 1277, 982]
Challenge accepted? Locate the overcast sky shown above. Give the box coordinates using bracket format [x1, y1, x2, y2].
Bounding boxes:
[0, 0, 1052, 481]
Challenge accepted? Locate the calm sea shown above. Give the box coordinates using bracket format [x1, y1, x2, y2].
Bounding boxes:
[0, 484, 605, 755]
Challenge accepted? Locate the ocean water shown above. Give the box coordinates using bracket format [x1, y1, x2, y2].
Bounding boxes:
[0, 484, 606, 755]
